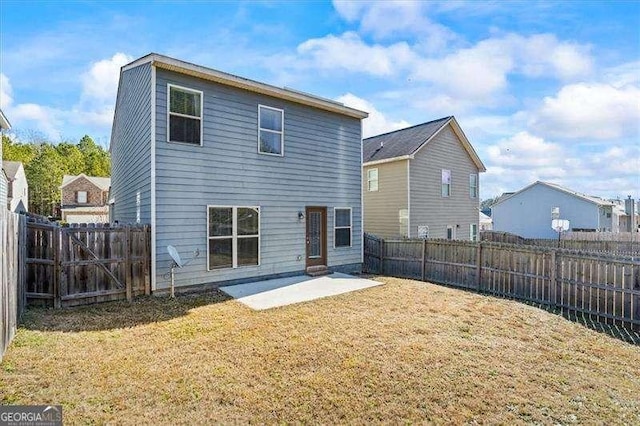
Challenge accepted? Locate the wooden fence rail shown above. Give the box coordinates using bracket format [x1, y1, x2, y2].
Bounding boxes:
[364, 233, 640, 332]
[25, 221, 151, 308]
[480, 230, 640, 254]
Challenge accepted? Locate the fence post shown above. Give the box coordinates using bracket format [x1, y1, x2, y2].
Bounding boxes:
[53, 226, 61, 309]
[421, 239, 426, 282]
[145, 225, 151, 295]
[549, 249, 557, 309]
[125, 225, 133, 302]
[476, 242, 483, 291]
[379, 238, 384, 275]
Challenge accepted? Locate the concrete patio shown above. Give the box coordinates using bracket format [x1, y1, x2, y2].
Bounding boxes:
[220, 272, 382, 310]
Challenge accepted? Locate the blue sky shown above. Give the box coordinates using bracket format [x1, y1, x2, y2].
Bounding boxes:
[1, 0, 639, 200]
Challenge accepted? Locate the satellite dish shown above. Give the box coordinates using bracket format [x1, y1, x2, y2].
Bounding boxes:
[167, 245, 183, 268]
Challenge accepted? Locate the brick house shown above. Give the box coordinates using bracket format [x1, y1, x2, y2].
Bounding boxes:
[60, 174, 111, 223]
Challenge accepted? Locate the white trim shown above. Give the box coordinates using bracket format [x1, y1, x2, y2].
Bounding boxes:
[469, 173, 478, 199]
[257, 104, 284, 156]
[406, 160, 411, 238]
[470, 223, 478, 242]
[446, 225, 455, 240]
[441, 169, 451, 198]
[333, 207, 353, 248]
[167, 83, 204, 146]
[0, 109, 11, 130]
[360, 122, 364, 264]
[363, 155, 414, 167]
[206, 206, 261, 270]
[151, 65, 157, 291]
[123, 53, 368, 119]
[367, 168, 379, 192]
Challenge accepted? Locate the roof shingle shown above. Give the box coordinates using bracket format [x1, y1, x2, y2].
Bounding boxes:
[363, 116, 452, 162]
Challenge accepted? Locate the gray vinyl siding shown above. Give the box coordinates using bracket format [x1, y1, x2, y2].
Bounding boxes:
[363, 160, 408, 239]
[409, 125, 480, 240]
[492, 183, 602, 238]
[154, 69, 362, 289]
[110, 63, 152, 224]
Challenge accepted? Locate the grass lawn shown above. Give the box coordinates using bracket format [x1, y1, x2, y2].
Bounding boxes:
[1, 276, 639, 424]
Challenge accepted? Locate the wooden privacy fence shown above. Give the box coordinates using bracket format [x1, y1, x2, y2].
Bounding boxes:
[26, 221, 151, 307]
[481, 230, 640, 254]
[1, 211, 26, 361]
[364, 234, 640, 331]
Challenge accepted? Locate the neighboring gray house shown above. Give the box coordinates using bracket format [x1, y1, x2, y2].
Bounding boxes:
[0, 109, 11, 210]
[2, 161, 28, 212]
[109, 53, 368, 292]
[491, 181, 619, 239]
[362, 116, 486, 240]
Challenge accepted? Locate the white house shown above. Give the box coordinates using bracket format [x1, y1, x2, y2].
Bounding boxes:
[491, 181, 618, 239]
[2, 161, 28, 213]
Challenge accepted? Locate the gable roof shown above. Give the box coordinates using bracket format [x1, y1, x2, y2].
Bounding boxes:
[0, 109, 11, 130]
[362, 116, 486, 171]
[60, 174, 111, 191]
[2, 161, 23, 180]
[122, 53, 369, 120]
[493, 181, 614, 208]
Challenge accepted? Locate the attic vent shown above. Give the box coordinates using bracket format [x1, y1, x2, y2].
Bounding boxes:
[380, 141, 384, 148]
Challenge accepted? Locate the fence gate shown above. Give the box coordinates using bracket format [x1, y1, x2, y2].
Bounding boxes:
[26, 221, 151, 307]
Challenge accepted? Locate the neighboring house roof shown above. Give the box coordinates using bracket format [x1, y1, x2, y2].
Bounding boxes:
[362, 116, 486, 171]
[0, 108, 11, 130]
[121, 53, 369, 120]
[2, 161, 23, 180]
[479, 211, 492, 222]
[60, 174, 111, 191]
[492, 181, 614, 208]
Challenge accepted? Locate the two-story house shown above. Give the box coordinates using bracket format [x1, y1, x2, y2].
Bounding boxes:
[362, 116, 486, 240]
[59, 174, 110, 223]
[109, 53, 368, 292]
[2, 161, 28, 212]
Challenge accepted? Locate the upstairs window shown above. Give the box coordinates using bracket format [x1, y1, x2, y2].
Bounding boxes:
[367, 168, 379, 191]
[258, 105, 284, 155]
[76, 191, 87, 204]
[469, 174, 478, 198]
[442, 169, 451, 197]
[334, 208, 352, 248]
[168, 84, 203, 145]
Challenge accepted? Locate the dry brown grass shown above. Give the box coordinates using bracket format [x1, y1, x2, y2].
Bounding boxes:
[1, 276, 639, 425]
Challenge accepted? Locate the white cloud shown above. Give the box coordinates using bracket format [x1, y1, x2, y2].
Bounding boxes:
[1, 73, 13, 109]
[1, 53, 131, 139]
[486, 131, 563, 168]
[336, 93, 410, 138]
[297, 32, 417, 77]
[530, 82, 640, 139]
[332, 0, 457, 51]
[80, 53, 131, 104]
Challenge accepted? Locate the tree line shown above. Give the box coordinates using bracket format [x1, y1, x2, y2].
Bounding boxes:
[2, 134, 110, 216]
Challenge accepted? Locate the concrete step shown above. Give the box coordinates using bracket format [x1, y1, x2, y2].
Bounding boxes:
[306, 265, 330, 277]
